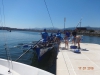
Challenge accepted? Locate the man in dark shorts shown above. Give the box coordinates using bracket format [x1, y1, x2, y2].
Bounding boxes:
[72, 29, 77, 46]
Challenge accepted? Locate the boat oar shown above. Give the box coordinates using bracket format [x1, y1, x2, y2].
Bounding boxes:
[15, 39, 41, 61]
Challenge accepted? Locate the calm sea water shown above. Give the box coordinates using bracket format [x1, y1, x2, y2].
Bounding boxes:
[0, 30, 41, 64]
[0, 30, 100, 65]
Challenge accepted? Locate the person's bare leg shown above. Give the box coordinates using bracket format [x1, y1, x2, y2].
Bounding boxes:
[65, 37, 68, 49]
[65, 41, 68, 48]
[77, 36, 81, 49]
[78, 39, 81, 49]
[66, 41, 68, 49]
[72, 38, 74, 44]
[78, 42, 80, 48]
[65, 41, 66, 48]
[73, 38, 76, 46]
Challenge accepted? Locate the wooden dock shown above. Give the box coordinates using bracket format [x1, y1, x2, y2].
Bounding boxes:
[56, 43, 100, 75]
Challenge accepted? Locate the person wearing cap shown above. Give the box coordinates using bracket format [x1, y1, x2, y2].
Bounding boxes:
[41, 29, 49, 46]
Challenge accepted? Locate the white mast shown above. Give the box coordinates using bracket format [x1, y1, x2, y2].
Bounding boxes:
[80, 18, 82, 27]
[64, 17, 66, 30]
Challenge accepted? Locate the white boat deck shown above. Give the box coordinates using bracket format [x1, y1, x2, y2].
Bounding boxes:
[0, 65, 20, 75]
[56, 43, 100, 75]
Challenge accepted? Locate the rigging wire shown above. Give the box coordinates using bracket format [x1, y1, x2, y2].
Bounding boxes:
[76, 18, 82, 28]
[43, 0, 54, 28]
[0, 7, 3, 30]
[0, 7, 2, 25]
[43, 1, 71, 74]
[1, 0, 13, 73]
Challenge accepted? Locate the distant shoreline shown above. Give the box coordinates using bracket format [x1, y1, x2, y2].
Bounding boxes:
[0, 27, 100, 37]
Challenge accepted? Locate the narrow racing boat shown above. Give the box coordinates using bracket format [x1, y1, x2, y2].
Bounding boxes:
[33, 42, 58, 61]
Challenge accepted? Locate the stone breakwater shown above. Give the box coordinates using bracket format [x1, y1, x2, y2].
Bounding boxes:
[77, 30, 100, 37]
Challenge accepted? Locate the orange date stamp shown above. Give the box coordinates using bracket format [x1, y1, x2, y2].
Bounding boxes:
[78, 67, 94, 70]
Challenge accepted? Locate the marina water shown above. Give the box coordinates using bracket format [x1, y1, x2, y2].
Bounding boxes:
[0, 30, 100, 65]
[0, 30, 41, 65]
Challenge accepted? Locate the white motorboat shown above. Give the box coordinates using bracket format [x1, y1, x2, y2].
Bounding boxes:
[0, 58, 54, 75]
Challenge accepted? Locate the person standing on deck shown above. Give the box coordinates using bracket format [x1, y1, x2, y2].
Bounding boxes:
[72, 29, 77, 46]
[72, 29, 81, 49]
[56, 30, 62, 46]
[64, 30, 70, 49]
[41, 29, 49, 46]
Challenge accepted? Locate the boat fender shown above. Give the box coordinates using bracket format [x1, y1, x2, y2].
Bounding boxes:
[70, 45, 77, 49]
[74, 49, 81, 53]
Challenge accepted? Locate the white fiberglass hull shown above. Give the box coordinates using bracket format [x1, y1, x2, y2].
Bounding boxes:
[0, 58, 54, 75]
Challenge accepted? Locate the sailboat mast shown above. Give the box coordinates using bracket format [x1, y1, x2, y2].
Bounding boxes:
[80, 18, 82, 27]
[64, 17, 66, 30]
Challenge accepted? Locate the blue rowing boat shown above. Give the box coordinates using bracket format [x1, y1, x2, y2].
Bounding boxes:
[33, 43, 58, 61]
